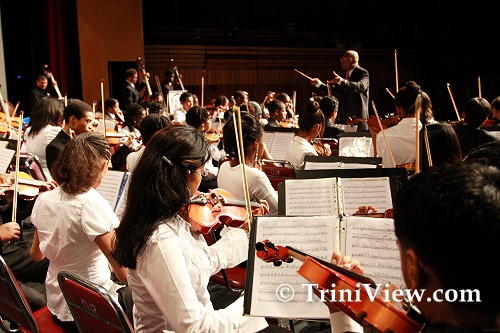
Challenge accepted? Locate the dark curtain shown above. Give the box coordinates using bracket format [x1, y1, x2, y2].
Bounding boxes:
[42, 0, 82, 100]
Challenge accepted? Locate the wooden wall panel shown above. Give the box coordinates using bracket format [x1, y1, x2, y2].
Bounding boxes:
[145, 45, 418, 114]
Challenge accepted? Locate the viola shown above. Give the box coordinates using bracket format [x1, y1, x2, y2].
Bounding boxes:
[255, 241, 425, 333]
[179, 188, 263, 234]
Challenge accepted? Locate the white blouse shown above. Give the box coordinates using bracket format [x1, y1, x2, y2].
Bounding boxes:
[285, 135, 318, 170]
[128, 216, 268, 332]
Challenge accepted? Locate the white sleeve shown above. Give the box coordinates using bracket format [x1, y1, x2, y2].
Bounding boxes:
[81, 197, 119, 241]
[250, 170, 278, 215]
[209, 227, 248, 271]
[136, 234, 254, 333]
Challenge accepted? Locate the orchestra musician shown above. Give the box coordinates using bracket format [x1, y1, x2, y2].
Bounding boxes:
[319, 95, 344, 140]
[263, 100, 287, 130]
[25, 98, 64, 178]
[310, 50, 369, 132]
[454, 97, 498, 157]
[28, 75, 51, 115]
[30, 132, 131, 331]
[112, 125, 276, 332]
[376, 81, 424, 167]
[218, 112, 278, 215]
[46, 99, 94, 176]
[120, 68, 147, 109]
[485, 96, 500, 126]
[103, 98, 125, 124]
[327, 163, 500, 333]
[285, 100, 331, 170]
[173, 91, 194, 124]
[419, 122, 462, 170]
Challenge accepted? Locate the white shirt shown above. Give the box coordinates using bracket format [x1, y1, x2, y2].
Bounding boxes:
[128, 216, 268, 333]
[173, 107, 187, 123]
[217, 162, 278, 215]
[376, 118, 422, 167]
[31, 187, 120, 321]
[126, 146, 145, 172]
[285, 135, 318, 170]
[25, 124, 62, 176]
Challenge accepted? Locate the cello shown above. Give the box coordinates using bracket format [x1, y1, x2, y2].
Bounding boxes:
[42, 64, 63, 100]
[137, 57, 152, 101]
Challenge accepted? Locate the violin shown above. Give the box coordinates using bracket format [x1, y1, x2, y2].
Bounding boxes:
[481, 118, 499, 128]
[0, 171, 43, 201]
[179, 188, 263, 234]
[255, 241, 425, 333]
[279, 121, 297, 128]
[346, 116, 368, 126]
[311, 138, 332, 157]
[205, 132, 221, 143]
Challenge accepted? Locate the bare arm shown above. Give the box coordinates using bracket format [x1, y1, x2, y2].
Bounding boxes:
[30, 228, 45, 262]
[94, 231, 128, 283]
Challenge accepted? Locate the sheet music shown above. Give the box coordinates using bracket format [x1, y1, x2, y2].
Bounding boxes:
[304, 162, 377, 170]
[248, 215, 337, 319]
[340, 177, 392, 216]
[338, 136, 374, 157]
[0, 148, 15, 173]
[285, 178, 337, 216]
[96, 170, 126, 210]
[345, 216, 404, 288]
[263, 131, 295, 161]
[304, 161, 342, 170]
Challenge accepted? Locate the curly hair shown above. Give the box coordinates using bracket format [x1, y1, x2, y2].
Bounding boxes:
[52, 132, 110, 195]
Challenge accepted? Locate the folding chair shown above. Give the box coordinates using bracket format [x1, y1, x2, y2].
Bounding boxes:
[0, 255, 67, 333]
[57, 271, 134, 333]
[203, 231, 246, 294]
[261, 159, 296, 191]
[21, 153, 48, 182]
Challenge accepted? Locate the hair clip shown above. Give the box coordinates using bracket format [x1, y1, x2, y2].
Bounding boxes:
[162, 156, 173, 166]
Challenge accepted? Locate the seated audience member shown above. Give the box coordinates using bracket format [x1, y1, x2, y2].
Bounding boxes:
[218, 113, 278, 215]
[30, 132, 129, 331]
[185, 106, 221, 192]
[263, 100, 287, 130]
[24, 98, 64, 176]
[419, 122, 462, 170]
[328, 163, 500, 333]
[285, 100, 331, 170]
[454, 97, 498, 156]
[46, 99, 94, 175]
[319, 95, 343, 139]
[376, 81, 425, 167]
[126, 113, 170, 173]
[112, 125, 276, 332]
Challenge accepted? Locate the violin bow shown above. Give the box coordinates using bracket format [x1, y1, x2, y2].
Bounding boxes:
[201, 72, 205, 107]
[12, 110, 24, 228]
[446, 83, 461, 121]
[424, 125, 433, 168]
[232, 106, 253, 231]
[394, 49, 399, 93]
[372, 101, 397, 167]
[385, 87, 395, 99]
[414, 94, 422, 174]
[101, 80, 106, 139]
[478, 75, 482, 99]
